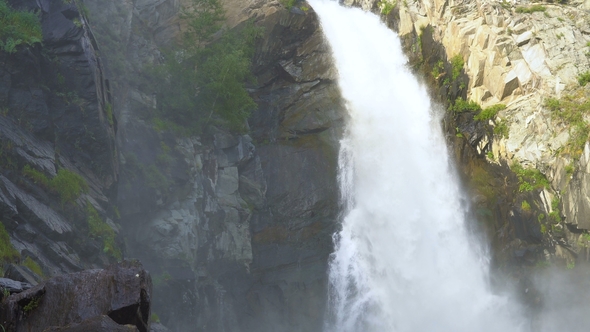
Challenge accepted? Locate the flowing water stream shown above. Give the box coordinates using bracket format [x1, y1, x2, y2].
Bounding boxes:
[308, 1, 525, 331]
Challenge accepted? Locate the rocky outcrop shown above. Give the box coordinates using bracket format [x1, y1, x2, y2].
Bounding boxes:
[0, 0, 120, 277]
[78, 0, 343, 331]
[0, 261, 151, 332]
[348, 0, 590, 266]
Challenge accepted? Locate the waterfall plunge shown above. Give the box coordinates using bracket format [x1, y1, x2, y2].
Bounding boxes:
[309, 1, 525, 331]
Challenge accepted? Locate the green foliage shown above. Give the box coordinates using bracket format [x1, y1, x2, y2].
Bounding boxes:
[431, 60, 444, 80]
[578, 71, 590, 86]
[512, 163, 550, 192]
[22, 165, 50, 187]
[549, 197, 562, 223]
[0, 0, 42, 53]
[23, 296, 40, 312]
[493, 121, 508, 138]
[153, 0, 262, 133]
[22, 257, 43, 277]
[535, 260, 550, 268]
[87, 203, 121, 260]
[379, 0, 396, 15]
[521, 200, 531, 211]
[105, 103, 114, 126]
[23, 166, 88, 204]
[451, 97, 481, 113]
[151, 313, 161, 323]
[279, 0, 298, 9]
[566, 261, 575, 270]
[515, 5, 546, 14]
[545, 95, 590, 159]
[50, 169, 88, 204]
[0, 222, 20, 263]
[450, 55, 464, 81]
[474, 104, 506, 121]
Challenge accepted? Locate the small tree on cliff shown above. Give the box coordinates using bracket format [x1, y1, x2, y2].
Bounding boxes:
[153, 0, 262, 134]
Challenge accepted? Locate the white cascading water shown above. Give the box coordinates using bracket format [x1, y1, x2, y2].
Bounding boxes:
[309, 1, 525, 331]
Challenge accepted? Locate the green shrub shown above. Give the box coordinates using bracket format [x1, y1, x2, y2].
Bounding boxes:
[50, 169, 88, 204]
[515, 5, 546, 14]
[87, 203, 121, 260]
[379, 0, 396, 15]
[0, 0, 42, 53]
[521, 200, 531, 211]
[451, 97, 481, 113]
[512, 163, 550, 192]
[0, 222, 20, 263]
[279, 0, 297, 9]
[151, 313, 160, 323]
[23, 166, 88, 204]
[474, 104, 506, 121]
[22, 165, 50, 187]
[545, 95, 590, 159]
[22, 257, 43, 277]
[493, 120, 508, 138]
[450, 55, 464, 81]
[152, 0, 262, 133]
[578, 71, 590, 86]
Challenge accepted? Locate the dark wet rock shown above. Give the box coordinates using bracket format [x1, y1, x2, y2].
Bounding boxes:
[0, 261, 151, 332]
[0, 176, 72, 237]
[3, 264, 43, 286]
[0, 278, 32, 294]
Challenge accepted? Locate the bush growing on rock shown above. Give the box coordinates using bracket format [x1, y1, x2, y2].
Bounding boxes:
[22, 166, 88, 204]
[0, 0, 42, 53]
[474, 104, 506, 121]
[451, 97, 481, 113]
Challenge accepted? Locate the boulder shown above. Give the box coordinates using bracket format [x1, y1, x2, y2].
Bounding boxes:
[0, 260, 152, 332]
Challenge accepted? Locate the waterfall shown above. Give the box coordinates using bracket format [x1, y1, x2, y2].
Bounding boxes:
[308, 1, 525, 331]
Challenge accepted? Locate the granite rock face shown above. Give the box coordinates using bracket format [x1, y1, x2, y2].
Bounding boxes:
[77, 0, 343, 331]
[0, 0, 120, 277]
[350, 0, 590, 264]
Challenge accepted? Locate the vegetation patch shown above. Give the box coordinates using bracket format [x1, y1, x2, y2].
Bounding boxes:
[0, 0, 42, 53]
[515, 5, 546, 14]
[22, 166, 88, 204]
[50, 169, 88, 204]
[512, 163, 550, 192]
[578, 71, 590, 86]
[494, 121, 509, 138]
[22, 257, 43, 277]
[22, 296, 40, 312]
[379, 0, 396, 15]
[450, 97, 481, 114]
[549, 197, 561, 223]
[450, 55, 464, 81]
[474, 104, 506, 122]
[544, 95, 590, 159]
[87, 202, 121, 260]
[149, 0, 263, 134]
[0, 222, 20, 263]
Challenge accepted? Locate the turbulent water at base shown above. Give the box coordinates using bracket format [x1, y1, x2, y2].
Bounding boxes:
[309, 1, 525, 331]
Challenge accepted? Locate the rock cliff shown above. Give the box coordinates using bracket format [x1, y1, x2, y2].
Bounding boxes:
[0, 0, 119, 278]
[76, 0, 343, 330]
[347, 0, 590, 268]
